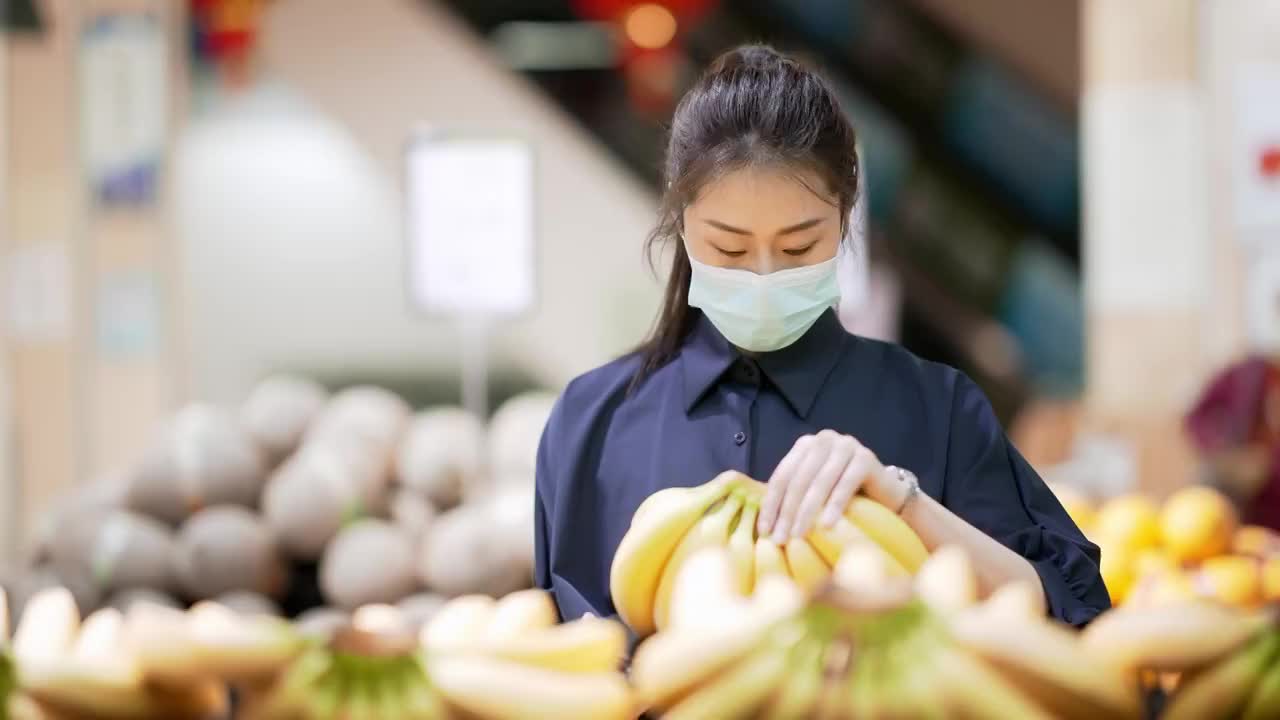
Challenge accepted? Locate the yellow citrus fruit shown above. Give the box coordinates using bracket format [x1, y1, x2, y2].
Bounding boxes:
[1132, 548, 1179, 580]
[1261, 557, 1280, 602]
[1099, 543, 1136, 605]
[1194, 555, 1262, 607]
[1231, 525, 1280, 558]
[1093, 494, 1161, 552]
[1159, 486, 1238, 563]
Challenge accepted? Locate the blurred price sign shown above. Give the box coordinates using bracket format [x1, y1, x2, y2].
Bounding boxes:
[1234, 62, 1280, 238]
[405, 132, 536, 317]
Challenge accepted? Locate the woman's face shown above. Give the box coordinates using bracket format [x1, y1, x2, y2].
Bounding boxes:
[682, 166, 842, 274]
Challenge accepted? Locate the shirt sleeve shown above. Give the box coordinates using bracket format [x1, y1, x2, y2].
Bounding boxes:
[940, 373, 1111, 626]
[533, 391, 619, 625]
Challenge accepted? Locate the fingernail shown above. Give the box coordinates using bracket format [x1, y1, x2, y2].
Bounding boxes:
[820, 507, 839, 527]
[772, 524, 788, 544]
[757, 518, 769, 535]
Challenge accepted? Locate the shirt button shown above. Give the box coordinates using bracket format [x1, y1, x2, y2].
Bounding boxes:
[733, 431, 747, 445]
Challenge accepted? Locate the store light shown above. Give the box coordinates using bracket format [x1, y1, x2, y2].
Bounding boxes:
[624, 3, 678, 50]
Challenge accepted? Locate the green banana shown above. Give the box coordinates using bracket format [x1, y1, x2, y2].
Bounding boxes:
[1242, 645, 1280, 720]
[1165, 631, 1280, 720]
[764, 633, 825, 718]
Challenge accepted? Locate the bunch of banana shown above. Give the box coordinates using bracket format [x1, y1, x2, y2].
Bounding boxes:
[2, 587, 226, 719]
[610, 470, 929, 636]
[1078, 601, 1280, 720]
[242, 603, 445, 720]
[246, 588, 633, 720]
[631, 544, 1083, 719]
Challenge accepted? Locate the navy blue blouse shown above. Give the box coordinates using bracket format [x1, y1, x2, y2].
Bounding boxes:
[534, 309, 1110, 627]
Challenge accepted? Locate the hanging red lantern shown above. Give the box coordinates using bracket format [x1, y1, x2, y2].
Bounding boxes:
[571, 0, 717, 25]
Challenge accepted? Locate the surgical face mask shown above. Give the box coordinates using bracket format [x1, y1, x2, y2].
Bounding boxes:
[686, 248, 842, 352]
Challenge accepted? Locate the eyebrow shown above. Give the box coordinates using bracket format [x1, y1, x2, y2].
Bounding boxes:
[703, 217, 827, 237]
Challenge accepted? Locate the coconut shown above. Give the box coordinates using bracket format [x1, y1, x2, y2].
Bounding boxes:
[126, 404, 265, 525]
[417, 501, 528, 598]
[293, 606, 350, 641]
[389, 486, 437, 543]
[487, 391, 556, 480]
[485, 484, 537, 578]
[240, 374, 329, 467]
[262, 444, 388, 560]
[215, 590, 282, 617]
[49, 508, 176, 596]
[173, 505, 288, 600]
[395, 592, 447, 632]
[26, 474, 128, 566]
[104, 587, 182, 613]
[307, 385, 410, 459]
[319, 520, 418, 611]
[395, 407, 483, 510]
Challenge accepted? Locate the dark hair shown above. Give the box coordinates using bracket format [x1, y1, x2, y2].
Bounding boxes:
[633, 44, 861, 383]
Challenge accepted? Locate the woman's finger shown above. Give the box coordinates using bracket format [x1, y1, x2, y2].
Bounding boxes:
[758, 436, 810, 535]
[770, 431, 838, 543]
[791, 438, 857, 539]
[821, 448, 880, 527]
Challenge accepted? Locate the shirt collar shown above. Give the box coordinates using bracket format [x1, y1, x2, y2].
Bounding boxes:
[680, 308, 851, 418]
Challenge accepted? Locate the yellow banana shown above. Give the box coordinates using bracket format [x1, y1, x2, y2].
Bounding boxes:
[951, 606, 1143, 719]
[1164, 631, 1280, 720]
[984, 580, 1047, 620]
[845, 496, 929, 572]
[485, 616, 627, 673]
[610, 472, 742, 636]
[484, 588, 558, 641]
[12, 588, 78, 665]
[421, 595, 496, 653]
[630, 622, 765, 711]
[783, 538, 830, 592]
[1080, 602, 1273, 672]
[727, 502, 758, 594]
[432, 655, 633, 720]
[755, 537, 789, 580]
[810, 516, 910, 577]
[1242, 648, 1280, 720]
[662, 644, 789, 720]
[653, 492, 744, 630]
[931, 646, 1055, 720]
[668, 548, 744, 630]
[763, 633, 825, 719]
[914, 545, 977, 615]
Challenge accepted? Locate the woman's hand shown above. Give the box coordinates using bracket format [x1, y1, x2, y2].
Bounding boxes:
[756, 430, 902, 543]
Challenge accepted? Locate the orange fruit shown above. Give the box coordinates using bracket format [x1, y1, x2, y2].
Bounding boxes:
[1194, 555, 1262, 607]
[1262, 557, 1280, 602]
[1093, 495, 1161, 552]
[1232, 525, 1280, 558]
[1160, 486, 1238, 563]
[1099, 543, 1136, 605]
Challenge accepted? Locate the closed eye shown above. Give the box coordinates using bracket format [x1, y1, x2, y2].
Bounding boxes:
[783, 242, 818, 257]
[713, 245, 747, 258]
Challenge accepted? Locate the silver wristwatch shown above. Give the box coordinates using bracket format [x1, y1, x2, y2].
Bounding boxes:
[884, 465, 921, 515]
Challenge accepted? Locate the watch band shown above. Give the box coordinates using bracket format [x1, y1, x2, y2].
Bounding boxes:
[884, 465, 921, 515]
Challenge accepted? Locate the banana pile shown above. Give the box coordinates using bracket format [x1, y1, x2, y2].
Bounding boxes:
[4, 587, 230, 718]
[610, 470, 929, 636]
[0, 584, 632, 719]
[1083, 601, 1280, 719]
[632, 542, 1148, 719]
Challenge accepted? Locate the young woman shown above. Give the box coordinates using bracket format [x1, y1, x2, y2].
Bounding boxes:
[534, 45, 1108, 629]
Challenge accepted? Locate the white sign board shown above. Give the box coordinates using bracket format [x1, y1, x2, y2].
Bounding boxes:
[1233, 62, 1280, 237]
[406, 135, 535, 316]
